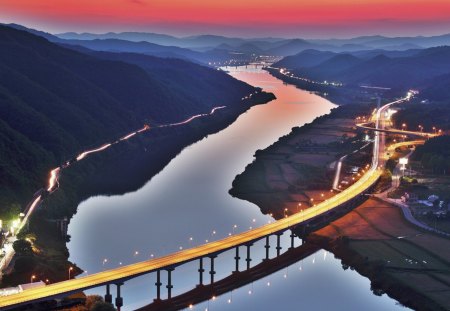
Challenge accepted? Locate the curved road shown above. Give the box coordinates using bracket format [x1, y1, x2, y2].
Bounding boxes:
[0, 93, 415, 309]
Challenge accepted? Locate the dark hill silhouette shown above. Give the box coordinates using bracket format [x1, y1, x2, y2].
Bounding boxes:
[0, 25, 258, 210]
[274, 49, 336, 69]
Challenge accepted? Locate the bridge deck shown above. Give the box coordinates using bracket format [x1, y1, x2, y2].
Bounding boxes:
[0, 167, 381, 309]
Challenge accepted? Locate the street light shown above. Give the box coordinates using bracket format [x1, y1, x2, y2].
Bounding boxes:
[31, 275, 36, 283]
[401, 123, 407, 131]
[68, 267, 73, 280]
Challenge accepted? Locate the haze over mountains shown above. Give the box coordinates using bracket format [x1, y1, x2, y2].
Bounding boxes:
[54, 29, 450, 54]
[7, 23, 450, 64]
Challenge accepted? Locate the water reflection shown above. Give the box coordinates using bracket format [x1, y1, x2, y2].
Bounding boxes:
[67, 66, 406, 310]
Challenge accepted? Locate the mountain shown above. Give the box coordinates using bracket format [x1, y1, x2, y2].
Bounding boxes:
[235, 43, 264, 54]
[5, 23, 63, 42]
[0, 25, 257, 209]
[7, 24, 229, 64]
[349, 48, 423, 59]
[273, 49, 336, 69]
[363, 34, 450, 49]
[266, 39, 315, 56]
[300, 54, 362, 80]
[54, 29, 450, 56]
[310, 34, 450, 50]
[56, 31, 180, 47]
[58, 38, 205, 61]
[421, 73, 450, 101]
[276, 46, 450, 89]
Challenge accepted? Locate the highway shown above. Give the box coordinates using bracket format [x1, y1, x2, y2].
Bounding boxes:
[356, 123, 435, 138]
[332, 142, 371, 191]
[0, 94, 412, 309]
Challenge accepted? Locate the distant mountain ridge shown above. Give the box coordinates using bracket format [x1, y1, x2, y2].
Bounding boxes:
[273, 46, 450, 90]
[52, 29, 450, 56]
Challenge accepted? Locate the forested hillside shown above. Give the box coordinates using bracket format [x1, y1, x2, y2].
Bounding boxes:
[0, 25, 256, 212]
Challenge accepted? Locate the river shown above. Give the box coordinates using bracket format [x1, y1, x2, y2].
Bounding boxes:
[67, 65, 407, 310]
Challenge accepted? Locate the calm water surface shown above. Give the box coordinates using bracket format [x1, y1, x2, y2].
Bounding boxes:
[67, 65, 407, 310]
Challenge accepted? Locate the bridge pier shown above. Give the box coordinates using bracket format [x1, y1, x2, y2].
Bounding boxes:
[198, 257, 205, 286]
[290, 231, 296, 249]
[105, 284, 112, 304]
[246, 243, 253, 270]
[264, 236, 270, 261]
[166, 268, 174, 299]
[115, 282, 124, 311]
[209, 255, 217, 284]
[276, 233, 282, 256]
[154, 270, 162, 302]
[234, 247, 240, 273]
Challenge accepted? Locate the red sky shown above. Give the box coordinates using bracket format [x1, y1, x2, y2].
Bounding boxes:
[1, 0, 450, 37]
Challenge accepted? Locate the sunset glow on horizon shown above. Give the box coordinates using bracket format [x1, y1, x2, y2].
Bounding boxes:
[1, 0, 450, 37]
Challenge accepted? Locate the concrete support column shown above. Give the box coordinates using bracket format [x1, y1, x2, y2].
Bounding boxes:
[155, 270, 162, 301]
[246, 243, 253, 270]
[234, 247, 240, 272]
[264, 236, 270, 260]
[276, 233, 282, 256]
[198, 258, 205, 286]
[166, 268, 174, 299]
[105, 284, 112, 304]
[115, 282, 124, 311]
[290, 231, 296, 249]
[209, 255, 217, 284]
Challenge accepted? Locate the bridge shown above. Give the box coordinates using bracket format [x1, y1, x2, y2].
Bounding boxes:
[356, 123, 436, 138]
[0, 94, 414, 310]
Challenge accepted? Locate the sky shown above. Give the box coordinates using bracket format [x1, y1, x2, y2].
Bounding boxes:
[1, 0, 450, 38]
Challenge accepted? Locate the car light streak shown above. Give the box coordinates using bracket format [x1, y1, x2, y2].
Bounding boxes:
[76, 143, 112, 161]
[47, 168, 60, 192]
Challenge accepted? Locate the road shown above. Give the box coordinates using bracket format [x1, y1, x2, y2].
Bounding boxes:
[0, 94, 412, 309]
[332, 142, 371, 191]
[0, 104, 233, 277]
[373, 140, 450, 238]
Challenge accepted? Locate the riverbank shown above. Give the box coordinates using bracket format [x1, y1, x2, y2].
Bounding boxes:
[1, 91, 275, 287]
[308, 197, 450, 311]
[229, 89, 450, 310]
[265, 67, 397, 106]
[229, 102, 373, 219]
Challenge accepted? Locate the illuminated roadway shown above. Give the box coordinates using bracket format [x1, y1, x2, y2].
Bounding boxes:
[0, 105, 231, 277]
[0, 94, 417, 309]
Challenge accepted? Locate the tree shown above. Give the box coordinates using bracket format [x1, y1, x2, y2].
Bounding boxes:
[12, 239, 32, 256]
[85, 295, 104, 310]
[90, 302, 116, 311]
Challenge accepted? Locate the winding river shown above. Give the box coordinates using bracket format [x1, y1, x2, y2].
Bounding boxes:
[67, 65, 408, 310]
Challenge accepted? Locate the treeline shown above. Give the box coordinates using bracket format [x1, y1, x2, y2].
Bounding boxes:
[412, 135, 450, 175]
[392, 101, 450, 133]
